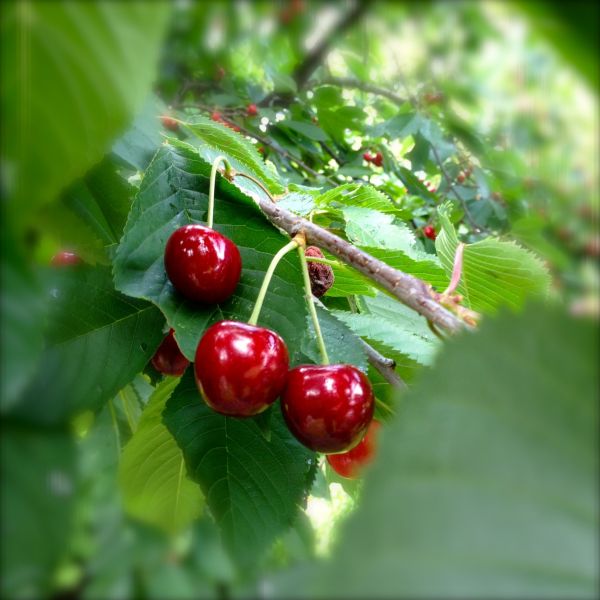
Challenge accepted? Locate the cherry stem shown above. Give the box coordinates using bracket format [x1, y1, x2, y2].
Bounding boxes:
[208, 155, 231, 229]
[298, 243, 330, 365]
[248, 239, 300, 326]
[305, 256, 341, 268]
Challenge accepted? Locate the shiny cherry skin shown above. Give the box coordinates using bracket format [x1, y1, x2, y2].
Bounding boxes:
[151, 329, 189, 376]
[362, 152, 373, 162]
[246, 103, 258, 116]
[164, 224, 241, 304]
[51, 251, 81, 266]
[194, 320, 289, 417]
[281, 364, 374, 454]
[327, 420, 381, 478]
[423, 225, 437, 240]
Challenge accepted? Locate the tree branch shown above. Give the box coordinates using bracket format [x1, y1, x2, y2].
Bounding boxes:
[250, 193, 467, 334]
[315, 76, 406, 105]
[359, 339, 408, 390]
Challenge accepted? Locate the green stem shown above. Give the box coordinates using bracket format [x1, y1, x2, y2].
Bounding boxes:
[233, 171, 274, 201]
[304, 256, 341, 268]
[248, 240, 299, 326]
[298, 245, 330, 365]
[208, 155, 230, 229]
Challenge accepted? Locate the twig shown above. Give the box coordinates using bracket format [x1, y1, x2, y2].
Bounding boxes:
[359, 339, 408, 390]
[315, 76, 406, 105]
[252, 195, 467, 334]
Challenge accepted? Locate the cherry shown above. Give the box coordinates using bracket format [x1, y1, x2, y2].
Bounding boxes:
[151, 329, 189, 376]
[194, 320, 289, 417]
[456, 171, 466, 184]
[305, 246, 334, 297]
[211, 111, 223, 123]
[281, 364, 374, 454]
[362, 152, 373, 162]
[164, 224, 241, 304]
[327, 419, 381, 478]
[371, 152, 383, 167]
[51, 251, 81, 266]
[423, 225, 436, 240]
[246, 103, 258, 117]
[160, 115, 179, 131]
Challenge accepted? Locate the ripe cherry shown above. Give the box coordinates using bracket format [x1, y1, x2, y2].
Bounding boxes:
[246, 103, 258, 117]
[164, 224, 241, 304]
[51, 251, 81, 266]
[211, 111, 223, 123]
[371, 152, 383, 167]
[363, 152, 373, 163]
[160, 115, 179, 131]
[327, 419, 381, 478]
[194, 320, 289, 417]
[151, 329, 189, 376]
[281, 364, 374, 454]
[423, 225, 437, 240]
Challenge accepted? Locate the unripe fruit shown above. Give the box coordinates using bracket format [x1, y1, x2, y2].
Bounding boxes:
[327, 420, 380, 478]
[160, 116, 179, 131]
[151, 329, 189, 376]
[195, 320, 289, 417]
[164, 224, 241, 304]
[371, 152, 383, 167]
[51, 251, 81, 266]
[305, 246, 334, 297]
[423, 225, 436, 240]
[281, 364, 374, 453]
[246, 104, 258, 117]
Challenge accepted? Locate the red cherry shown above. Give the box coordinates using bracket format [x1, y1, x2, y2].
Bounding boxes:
[362, 152, 373, 162]
[151, 329, 189, 376]
[211, 111, 223, 122]
[423, 225, 437, 240]
[246, 103, 258, 117]
[164, 224, 242, 304]
[51, 251, 81, 266]
[161, 115, 179, 131]
[371, 152, 383, 167]
[281, 364, 374, 454]
[194, 320, 289, 417]
[456, 171, 466, 184]
[327, 419, 381, 478]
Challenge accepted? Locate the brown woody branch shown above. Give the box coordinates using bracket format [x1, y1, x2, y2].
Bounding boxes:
[251, 194, 467, 335]
[359, 339, 408, 390]
[315, 76, 406, 105]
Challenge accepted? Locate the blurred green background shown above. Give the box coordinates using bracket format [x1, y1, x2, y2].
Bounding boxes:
[1, 1, 598, 598]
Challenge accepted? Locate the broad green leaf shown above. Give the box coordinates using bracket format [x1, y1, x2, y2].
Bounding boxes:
[119, 377, 204, 534]
[0, 221, 46, 411]
[309, 305, 598, 598]
[182, 117, 284, 195]
[316, 183, 400, 214]
[281, 120, 330, 142]
[436, 203, 551, 313]
[1, 1, 170, 223]
[332, 293, 440, 366]
[342, 207, 417, 251]
[163, 371, 316, 567]
[327, 262, 377, 298]
[113, 141, 310, 365]
[14, 265, 164, 425]
[1, 424, 77, 598]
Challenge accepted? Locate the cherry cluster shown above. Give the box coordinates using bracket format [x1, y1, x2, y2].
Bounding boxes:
[362, 150, 383, 167]
[152, 223, 378, 477]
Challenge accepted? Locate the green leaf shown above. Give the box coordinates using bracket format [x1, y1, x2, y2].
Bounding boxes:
[1, 1, 170, 223]
[1, 424, 77, 598]
[14, 265, 164, 425]
[163, 371, 316, 566]
[281, 120, 330, 142]
[310, 305, 598, 597]
[332, 293, 440, 366]
[316, 183, 400, 214]
[436, 203, 551, 313]
[119, 377, 204, 535]
[182, 117, 284, 195]
[342, 207, 417, 250]
[0, 223, 46, 411]
[113, 141, 309, 365]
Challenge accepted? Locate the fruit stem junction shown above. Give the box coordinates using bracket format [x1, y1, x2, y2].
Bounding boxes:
[248, 239, 300, 326]
[296, 234, 330, 365]
[208, 155, 232, 228]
